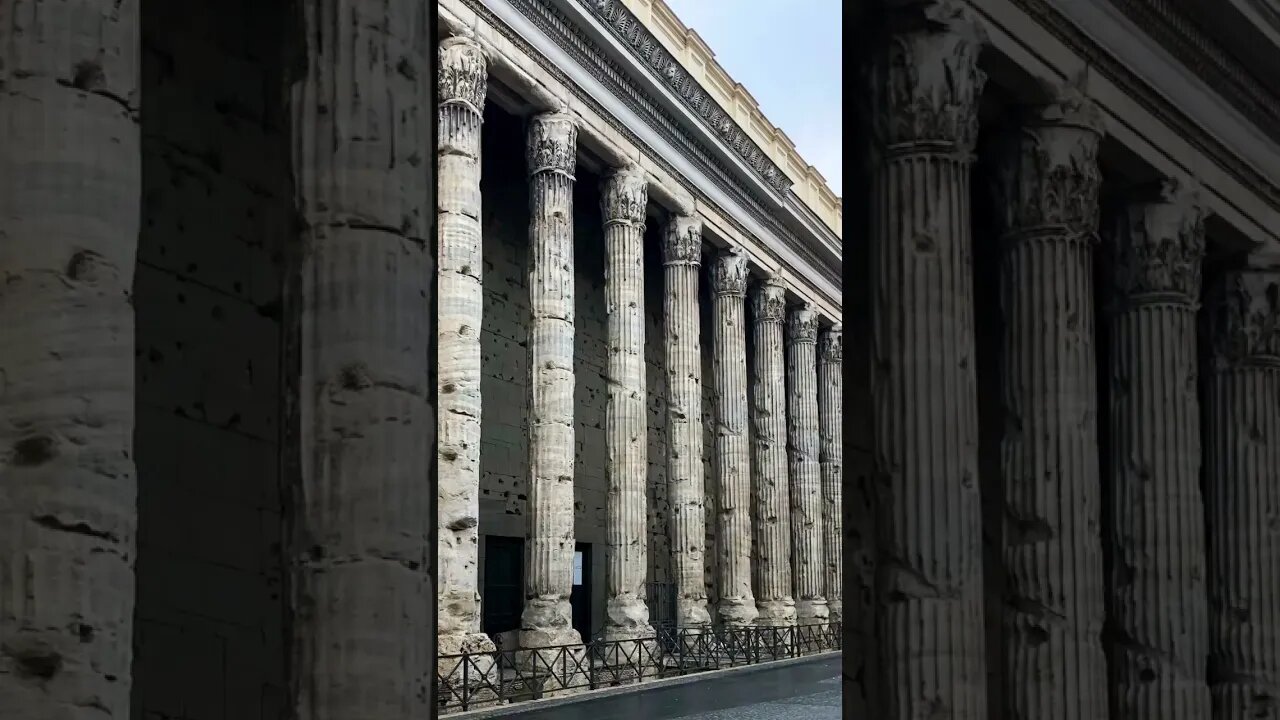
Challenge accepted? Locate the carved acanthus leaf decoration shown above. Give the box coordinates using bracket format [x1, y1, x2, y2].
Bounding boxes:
[867, 0, 987, 153]
[439, 36, 488, 111]
[752, 277, 787, 323]
[1207, 269, 1280, 364]
[819, 325, 843, 363]
[788, 306, 819, 345]
[1112, 179, 1207, 303]
[712, 249, 750, 296]
[601, 166, 647, 226]
[527, 113, 577, 178]
[662, 215, 702, 266]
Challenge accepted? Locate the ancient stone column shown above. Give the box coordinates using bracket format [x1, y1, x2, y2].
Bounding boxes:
[989, 87, 1107, 719]
[521, 112, 582, 651]
[712, 249, 759, 627]
[665, 216, 713, 629]
[601, 166, 654, 641]
[752, 276, 797, 627]
[787, 306, 828, 625]
[437, 34, 497, 662]
[1204, 267, 1280, 719]
[1107, 179, 1209, 719]
[0, 2, 140, 715]
[287, 2, 433, 717]
[865, 1, 987, 715]
[818, 325, 843, 625]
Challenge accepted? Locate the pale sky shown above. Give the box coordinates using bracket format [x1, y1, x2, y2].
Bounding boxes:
[662, 0, 843, 196]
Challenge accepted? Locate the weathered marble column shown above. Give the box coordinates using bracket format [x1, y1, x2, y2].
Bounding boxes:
[712, 249, 759, 627]
[989, 88, 1107, 719]
[665, 216, 713, 629]
[436, 34, 497, 661]
[1204, 267, 1280, 719]
[1107, 180, 1209, 719]
[752, 276, 797, 627]
[521, 112, 583, 651]
[866, 1, 987, 715]
[787, 306, 828, 624]
[287, 1, 433, 716]
[601, 166, 654, 641]
[818, 325, 843, 624]
[0, 1, 140, 715]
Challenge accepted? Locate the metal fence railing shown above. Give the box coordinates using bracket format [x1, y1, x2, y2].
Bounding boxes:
[435, 621, 842, 714]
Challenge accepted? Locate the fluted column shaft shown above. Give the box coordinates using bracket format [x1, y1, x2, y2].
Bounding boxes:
[787, 307, 827, 624]
[713, 251, 758, 627]
[990, 92, 1107, 719]
[866, 3, 987, 716]
[1107, 181, 1209, 719]
[287, 2, 433, 716]
[665, 216, 712, 629]
[752, 277, 797, 626]
[818, 326, 843, 624]
[0, 1, 140, 715]
[436, 35, 496, 659]
[521, 113, 582, 650]
[601, 167, 654, 640]
[1205, 269, 1280, 719]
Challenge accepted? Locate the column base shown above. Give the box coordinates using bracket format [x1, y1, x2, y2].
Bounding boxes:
[437, 632, 500, 710]
[795, 597, 830, 625]
[755, 597, 798, 627]
[827, 600, 842, 624]
[717, 596, 760, 627]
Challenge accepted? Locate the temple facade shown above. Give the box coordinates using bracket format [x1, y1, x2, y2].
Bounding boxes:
[848, 1, 1280, 719]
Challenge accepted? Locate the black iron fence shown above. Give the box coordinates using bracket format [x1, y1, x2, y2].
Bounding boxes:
[435, 622, 841, 713]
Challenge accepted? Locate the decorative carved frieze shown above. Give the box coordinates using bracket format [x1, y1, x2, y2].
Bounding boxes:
[662, 215, 702, 266]
[993, 81, 1103, 239]
[752, 276, 787, 323]
[1207, 268, 1280, 364]
[712, 249, 750, 297]
[819, 325, 843, 362]
[527, 113, 577, 178]
[601, 165, 647, 226]
[867, 0, 987, 153]
[439, 35, 487, 110]
[788, 306, 819, 344]
[584, 0, 791, 192]
[1113, 179, 1207, 302]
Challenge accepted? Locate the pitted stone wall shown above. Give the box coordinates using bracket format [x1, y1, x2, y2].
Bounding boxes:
[132, 1, 290, 718]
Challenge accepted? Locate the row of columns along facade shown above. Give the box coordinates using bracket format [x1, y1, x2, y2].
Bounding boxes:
[436, 35, 845, 661]
[850, 5, 1280, 720]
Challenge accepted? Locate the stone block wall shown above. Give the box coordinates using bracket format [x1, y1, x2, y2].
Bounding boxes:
[131, 1, 291, 717]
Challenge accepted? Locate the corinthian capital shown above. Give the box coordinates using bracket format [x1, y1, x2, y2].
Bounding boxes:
[867, 0, 987, 153]
[1207, 268, 1280, 364]
[439, 36, 487, 111]
[712, 248, 750, 297]
[819, 325, 843, 363]
[752, 276, 787, 323]
[662, 215, 702, 266]
[527, 113, 577, 179]
[993, 81, 1103, 240]
[1112, 178, 1207, 303]
[788, 306, 819, 345]
[601, 165, 647, 227]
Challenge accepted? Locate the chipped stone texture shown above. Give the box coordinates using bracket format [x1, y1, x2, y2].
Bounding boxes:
[286, 1, 432, 717]
[601, 166, 654, 640]
[0, 0, 141, 715]
[989, 86, 1107, 720]
[437, 34, 498, 663]
[751, 276, 797, 627]
[521, 112, 584, 651]
[817, 325, 843, 625]
[786, 306, 828, 625]
[1204, 268, 1280, 719]
[865, 1, 988, 715]
[665, 215, 712, 629]
[1107, 180, 1210, 720]
[712, 249, 758, 627]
